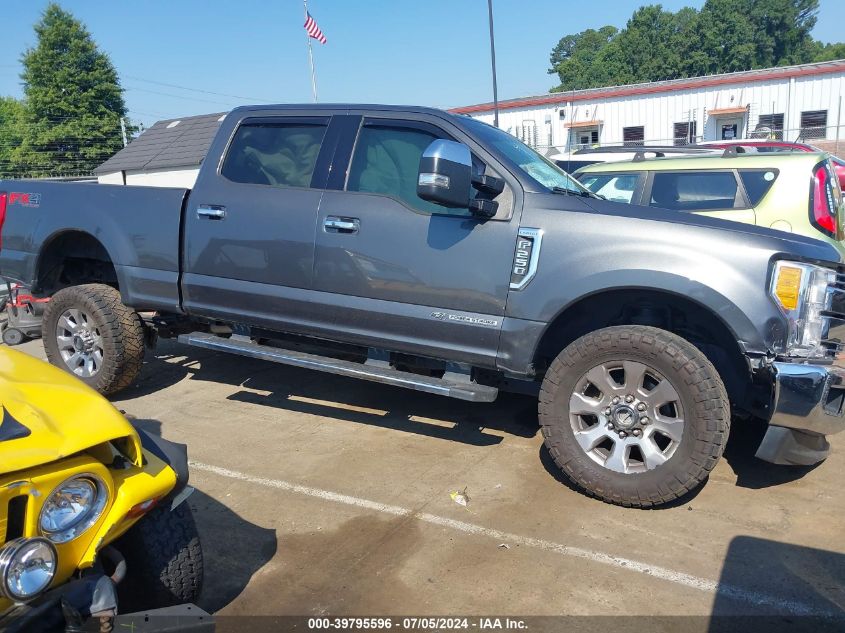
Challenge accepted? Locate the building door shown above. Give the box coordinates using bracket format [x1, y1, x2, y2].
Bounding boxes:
[719, 118, 743, 140]
[571, 127, 599, 149]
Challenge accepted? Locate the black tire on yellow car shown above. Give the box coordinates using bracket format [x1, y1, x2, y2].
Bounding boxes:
[116, 502, 204, 611]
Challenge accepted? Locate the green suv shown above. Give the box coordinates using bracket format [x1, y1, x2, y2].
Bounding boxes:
[575, 151, 845, 257]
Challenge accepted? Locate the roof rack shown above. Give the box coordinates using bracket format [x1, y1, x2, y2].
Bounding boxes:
[573, 145, 715, 156]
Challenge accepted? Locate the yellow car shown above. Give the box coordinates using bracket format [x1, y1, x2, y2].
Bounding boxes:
[0, 348, 202, 630]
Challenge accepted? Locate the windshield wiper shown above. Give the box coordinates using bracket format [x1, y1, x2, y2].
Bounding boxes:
[551, 186, 602, 199]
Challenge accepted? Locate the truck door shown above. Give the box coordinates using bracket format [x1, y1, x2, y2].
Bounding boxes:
[181, 112, 338, 328]
[311, 115, 521, 368]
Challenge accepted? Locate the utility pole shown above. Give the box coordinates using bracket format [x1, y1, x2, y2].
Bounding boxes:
[120, 117, 128, 147]
[487, 0, 499, 127]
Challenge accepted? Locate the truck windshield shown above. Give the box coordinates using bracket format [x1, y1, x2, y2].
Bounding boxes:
[461, 117, 590, 195]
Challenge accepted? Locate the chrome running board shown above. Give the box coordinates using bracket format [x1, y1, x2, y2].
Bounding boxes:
[178, 332, 499, 403]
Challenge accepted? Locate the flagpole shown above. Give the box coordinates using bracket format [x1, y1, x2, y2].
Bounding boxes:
[304, 0, 318, 102]
[487, 0, 499, 127]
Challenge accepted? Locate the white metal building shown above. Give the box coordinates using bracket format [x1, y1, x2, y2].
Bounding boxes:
[451, 59, 845, 154]
[95, 112, 225, 187]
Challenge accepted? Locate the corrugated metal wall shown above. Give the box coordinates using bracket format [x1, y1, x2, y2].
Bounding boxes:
[471, 71, 845, 151]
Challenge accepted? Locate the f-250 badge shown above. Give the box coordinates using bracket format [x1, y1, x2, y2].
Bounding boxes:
[510, 228, 543, 290]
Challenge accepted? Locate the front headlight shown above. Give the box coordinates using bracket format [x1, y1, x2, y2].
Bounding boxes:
[770, 260, 837, 358]
[39, 474, 108, 543]
[0, 538, 57, 602]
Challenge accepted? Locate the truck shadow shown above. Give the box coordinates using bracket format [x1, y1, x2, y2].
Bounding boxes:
[117, 418, 278, 614]
[189, 488, 278, 614]
[707, 535, 845, 631]
[124, 342, 822, 491]
[721, 416, 820, 489]
[122, 340, 540, 446]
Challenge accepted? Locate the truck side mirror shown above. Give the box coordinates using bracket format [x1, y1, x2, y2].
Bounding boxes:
[417, 140, 473, 209]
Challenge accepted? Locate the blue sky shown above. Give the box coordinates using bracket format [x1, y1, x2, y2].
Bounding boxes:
[1, 0, 844, 128]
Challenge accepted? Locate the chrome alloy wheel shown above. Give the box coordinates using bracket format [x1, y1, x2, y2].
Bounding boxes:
[568, 361, 685, 474]
[55, 308, 104, 378]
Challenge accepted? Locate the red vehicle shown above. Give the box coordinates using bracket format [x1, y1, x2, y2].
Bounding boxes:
[702, 140, 845, 187]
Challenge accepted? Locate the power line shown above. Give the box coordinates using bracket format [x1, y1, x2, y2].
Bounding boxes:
[124, 85, 241, 108]
[123, 75, 273, 103]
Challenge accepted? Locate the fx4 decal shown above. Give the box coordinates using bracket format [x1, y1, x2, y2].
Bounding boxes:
[8, 192, 41, 208]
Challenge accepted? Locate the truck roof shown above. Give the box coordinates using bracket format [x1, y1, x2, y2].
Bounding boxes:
[229, 103, 456, 117]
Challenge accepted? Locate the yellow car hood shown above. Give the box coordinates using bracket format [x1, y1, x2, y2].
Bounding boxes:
[0, 348, 138, 475]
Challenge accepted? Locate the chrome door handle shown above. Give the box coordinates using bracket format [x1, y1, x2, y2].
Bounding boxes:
[197, 205, 226, 220]
[324, 216, 360, 234]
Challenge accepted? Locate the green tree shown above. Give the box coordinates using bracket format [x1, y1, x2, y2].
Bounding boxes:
[813, 41, 845, 62]
[548, 0, 839, 93]
[0, 97, 26, 178]
[615, 5, 697, 83]
[548, 26, 627, 92]
[19, 3, 129, 177]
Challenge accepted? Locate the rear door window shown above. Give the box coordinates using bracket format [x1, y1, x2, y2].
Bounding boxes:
[222, 119, 328, 188]
[578, 172, 642, 203]
[738, 169, 778, 206]
[649, 171, 741, 211]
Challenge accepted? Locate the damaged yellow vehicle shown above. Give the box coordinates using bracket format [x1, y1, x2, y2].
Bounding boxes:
[0, 348, 203, 631]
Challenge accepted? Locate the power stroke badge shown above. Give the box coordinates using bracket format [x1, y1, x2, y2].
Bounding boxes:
[429, 312, 499, 328]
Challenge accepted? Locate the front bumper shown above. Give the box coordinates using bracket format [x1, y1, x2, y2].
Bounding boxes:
[0, 569, 118, 633]
[768, 361, 845, 436]
[756, 361, 845, 466]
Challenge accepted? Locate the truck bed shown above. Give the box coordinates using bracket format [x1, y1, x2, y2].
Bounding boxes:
[0, 180, 187, 312]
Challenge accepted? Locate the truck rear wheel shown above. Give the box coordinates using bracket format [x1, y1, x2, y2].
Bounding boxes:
[42, 284, 144, 395]
[539, 325, 730, 508]
[117, 502, 204, 611]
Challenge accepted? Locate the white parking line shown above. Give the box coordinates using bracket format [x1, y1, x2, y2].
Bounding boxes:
[190, 460, 828, 617]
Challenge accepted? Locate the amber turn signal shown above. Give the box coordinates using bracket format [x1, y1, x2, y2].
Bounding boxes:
[773, 265, 803, 311]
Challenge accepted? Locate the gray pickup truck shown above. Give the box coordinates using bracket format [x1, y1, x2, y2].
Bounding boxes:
[2, 104, 844, 507]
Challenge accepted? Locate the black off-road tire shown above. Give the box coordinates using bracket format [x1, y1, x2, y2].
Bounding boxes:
[117, 502, 204, 611]
[539, 325, 730, 508]
[42, 284, 144, 395]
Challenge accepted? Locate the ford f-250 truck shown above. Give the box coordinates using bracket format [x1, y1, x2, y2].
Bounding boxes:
[2, 104, 844, 507]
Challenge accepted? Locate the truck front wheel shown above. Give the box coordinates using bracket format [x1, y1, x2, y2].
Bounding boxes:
[42, 284, 145, 395]
[539, 325, 730, 508]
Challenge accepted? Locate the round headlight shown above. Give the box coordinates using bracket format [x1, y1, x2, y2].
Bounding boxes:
[0, 537, 57, 602]
[39, 474, 108, 543]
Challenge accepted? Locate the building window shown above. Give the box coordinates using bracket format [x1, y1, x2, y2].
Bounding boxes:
[673, 121, 697, 146]
[800, 110, 827, 140]
[623, 126, 645, 147]
[755, 114, 784, 140]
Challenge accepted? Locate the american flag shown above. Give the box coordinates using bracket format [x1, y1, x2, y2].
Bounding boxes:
[304, 11, 327, 45]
